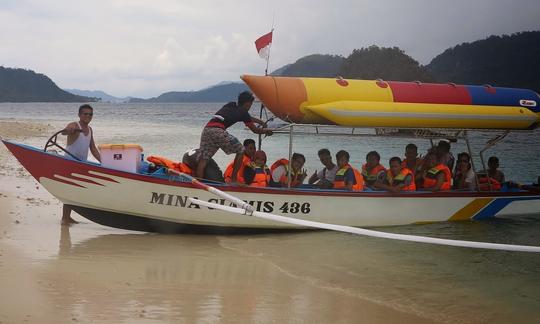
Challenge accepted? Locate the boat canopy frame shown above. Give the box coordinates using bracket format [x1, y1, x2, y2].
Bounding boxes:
[268, 123, 520, 191]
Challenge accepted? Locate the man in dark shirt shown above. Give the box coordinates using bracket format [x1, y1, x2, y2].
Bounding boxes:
[196, 91, 273, 184]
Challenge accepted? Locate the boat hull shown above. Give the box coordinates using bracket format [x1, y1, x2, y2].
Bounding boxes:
[4, 140, 540, 233]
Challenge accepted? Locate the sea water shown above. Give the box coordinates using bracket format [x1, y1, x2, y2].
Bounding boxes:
[1, 102, 540, 323]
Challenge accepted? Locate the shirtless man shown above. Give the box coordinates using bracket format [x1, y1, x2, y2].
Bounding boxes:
[61, 104, 101, 225]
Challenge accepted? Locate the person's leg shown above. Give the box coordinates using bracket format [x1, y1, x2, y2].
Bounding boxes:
[230, 152, 243, 183]
[221, 131, 244, 184]
[196, 159, 208, 178]
[61, 204, 78, 225]
[197, 127, 220, 179]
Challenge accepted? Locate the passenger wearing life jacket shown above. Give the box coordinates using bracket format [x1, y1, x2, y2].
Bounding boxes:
[223, 139, 256, 184]
[422, 152, 452, 191]
[362, 151, 387, 188]
[487, 156, 505, 184]
[402, 143, 424, 188]
[436, 140, 455, 172]
[452, 152, 477, 190]
[333, 150, 364, 191]
[244, 150, 272, 187]
[475, 156, 505, 191]
[375, 157, 416, 192]
[147, 155, 194, 175]
[308, 148, 339, 189]
[271, 153, 307, 188]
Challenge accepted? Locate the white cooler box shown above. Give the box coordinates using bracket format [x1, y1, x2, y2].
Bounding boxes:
[98, 144, 143, 173]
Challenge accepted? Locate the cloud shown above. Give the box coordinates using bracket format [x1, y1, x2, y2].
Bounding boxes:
[1, 0, 539, 97]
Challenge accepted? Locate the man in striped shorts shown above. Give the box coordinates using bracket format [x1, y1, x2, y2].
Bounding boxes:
[196, 91, 273, 184]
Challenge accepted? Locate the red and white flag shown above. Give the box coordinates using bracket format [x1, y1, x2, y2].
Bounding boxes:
[255, 31, 273, 60]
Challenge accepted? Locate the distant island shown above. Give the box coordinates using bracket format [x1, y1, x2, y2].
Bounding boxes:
[0, 66, 96, 102]
[2, 31, 539, 103]
[63, 89, 131, 103]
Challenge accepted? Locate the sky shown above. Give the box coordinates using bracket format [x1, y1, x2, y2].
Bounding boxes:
[1, 0, 540, 98]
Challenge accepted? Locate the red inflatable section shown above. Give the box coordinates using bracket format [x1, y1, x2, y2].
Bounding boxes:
[388, 81, 472, 105]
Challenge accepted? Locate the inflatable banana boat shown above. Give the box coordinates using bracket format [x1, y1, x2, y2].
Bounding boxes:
[241, 75, 540, 130]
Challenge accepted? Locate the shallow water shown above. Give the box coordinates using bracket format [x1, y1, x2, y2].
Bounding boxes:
[1, 103, 540, 323]
[2, 102, 540, 182]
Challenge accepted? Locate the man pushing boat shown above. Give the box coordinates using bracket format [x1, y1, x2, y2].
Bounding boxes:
[196, 91, 273, 185]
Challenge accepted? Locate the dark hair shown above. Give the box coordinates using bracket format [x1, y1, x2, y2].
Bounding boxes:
[292, 152, 305, 163]
[318, 148, 331, 156]
[488, 156, 499, 164]
[366, 151, 380, 161]
[79, 104, 93, 113]
[405, 143, 417, 152]
[389, 156, 402, 165]
[437, 140, 451, 151]
[336, 150, 350, 161]
[457, 152, 470, 161]
[238, 91, 255, 106]
[243, 138, 256, 147]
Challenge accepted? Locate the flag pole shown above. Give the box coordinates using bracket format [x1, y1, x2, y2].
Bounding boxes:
[258, 20, 274, 150]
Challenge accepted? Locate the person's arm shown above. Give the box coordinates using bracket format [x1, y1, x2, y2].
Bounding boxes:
[89, 130, 101, 162]
[308, 170, 320, 185]
[246, 122, 273, 135]
[343, 169, 356, 191]
[295, 169, 308, 187]
[62, 122, 81, 146]
[271, 165, 284, 185]
[61, 122, 79, 135]
[243, 166, 255, 185]
[374, 181, 401, 193]
[250, 116, 266, 126]
[428, 173, 446, 191]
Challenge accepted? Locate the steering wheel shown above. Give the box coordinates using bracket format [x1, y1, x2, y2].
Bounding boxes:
[44, 129, 82, 161]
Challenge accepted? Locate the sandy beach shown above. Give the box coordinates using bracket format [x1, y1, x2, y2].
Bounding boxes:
[0, 119, 435, 323]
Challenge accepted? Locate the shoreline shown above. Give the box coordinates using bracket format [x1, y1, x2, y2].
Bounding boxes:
[0, 119, 434, 323]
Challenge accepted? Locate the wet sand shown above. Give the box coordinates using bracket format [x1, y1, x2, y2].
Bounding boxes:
[0, 119, 434, 323]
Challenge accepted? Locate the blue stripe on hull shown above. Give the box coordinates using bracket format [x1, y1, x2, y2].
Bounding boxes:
[466, 86, 539, 112]
[473, 197, 540, 220]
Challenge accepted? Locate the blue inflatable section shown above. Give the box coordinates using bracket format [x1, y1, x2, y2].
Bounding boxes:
[466, 86, 539, 112]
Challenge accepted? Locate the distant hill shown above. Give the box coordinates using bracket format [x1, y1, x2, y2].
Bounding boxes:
[269, 64, 291, 76]
[268, 49, 432, 82]
[339, 46, 434, 82]
[427, 31, 540, 91]
[129, 82, 249, 103]
[0, 66, 96, 102]
[64, 89, 130, 103]
[277, 54, 344, 77]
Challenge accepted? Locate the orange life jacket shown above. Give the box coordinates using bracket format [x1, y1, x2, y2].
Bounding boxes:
[401, 158, 423, 176]
[249, 164, 271, 187]
[362, 163, 387, 185]
[147, 155, 193, 175]
[333, 164, 364, 191]
[477, 176, 502, 191]
[224, 154, 251, 184]
[423, 164, 451, 191]
[386, 168, 416, 191]
[271, 158, 302, 187]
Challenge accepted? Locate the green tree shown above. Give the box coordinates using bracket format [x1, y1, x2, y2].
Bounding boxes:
[339, 45, 434, 82]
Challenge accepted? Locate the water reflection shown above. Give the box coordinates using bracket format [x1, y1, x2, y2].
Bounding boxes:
[50, 218, 540, 323]
[52, 228, 416, 323]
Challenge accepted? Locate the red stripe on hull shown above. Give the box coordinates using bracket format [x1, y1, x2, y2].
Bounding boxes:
[388, 81, 472, 105]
